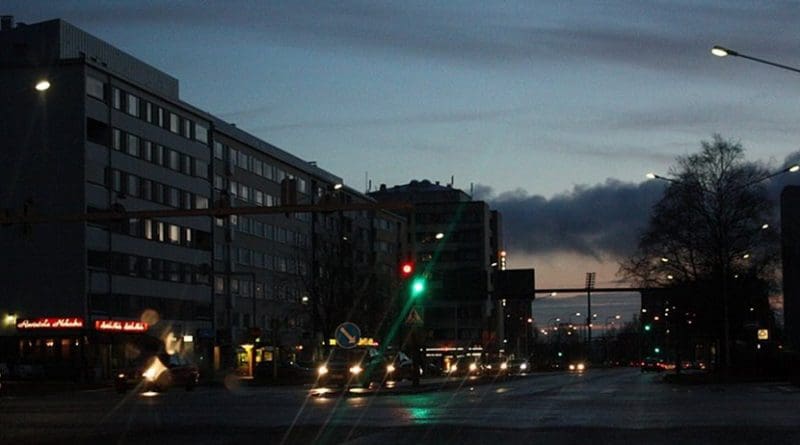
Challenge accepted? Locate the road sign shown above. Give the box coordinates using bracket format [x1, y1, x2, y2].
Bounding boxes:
[334, 322, 361, 349]
[405, 307, 423, 325]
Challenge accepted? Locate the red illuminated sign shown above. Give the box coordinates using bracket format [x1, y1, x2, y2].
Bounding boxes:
[16, 317, 85, 330]
[94, 320, 149, 333]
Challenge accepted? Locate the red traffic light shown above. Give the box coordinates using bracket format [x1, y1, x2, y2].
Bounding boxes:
[401, 262, 414, 277]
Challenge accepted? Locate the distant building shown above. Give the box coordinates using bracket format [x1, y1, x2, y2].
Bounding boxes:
[369, 179, 504, 364]
[0, 17, 403, 380]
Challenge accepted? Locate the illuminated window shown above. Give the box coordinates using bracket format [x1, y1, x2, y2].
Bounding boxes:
[168, 225, 180, 244]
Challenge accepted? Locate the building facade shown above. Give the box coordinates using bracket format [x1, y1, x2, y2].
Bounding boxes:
[369, 180, 504, 366]
[0, 17, 403, 380]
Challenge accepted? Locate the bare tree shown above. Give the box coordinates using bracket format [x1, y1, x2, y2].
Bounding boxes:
[620, 135, 780, 368]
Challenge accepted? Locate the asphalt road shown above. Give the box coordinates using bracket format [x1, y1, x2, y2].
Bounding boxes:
[2, 368, 799, 445]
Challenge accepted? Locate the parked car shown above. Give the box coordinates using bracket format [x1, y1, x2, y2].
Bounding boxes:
[115, 353, 199, 393]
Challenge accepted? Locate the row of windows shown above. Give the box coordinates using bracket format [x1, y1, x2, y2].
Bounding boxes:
[216, 311, 306, 330]
[112, 128, 209, 180]
[90, 211, 212, 250]
[213, 276, 306, 303]
[87, 76, 209, 144]
[90, 293, 209, 321]
[220, 177, 279, 206]
[233, 216, 309, 247]
[106, 168, 209, 210]
[88, 251, 210, 285]
[214, 141, 307, 193]
[213, 243, 308, 276]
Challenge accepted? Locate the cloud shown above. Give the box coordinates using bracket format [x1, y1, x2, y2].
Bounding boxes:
[481, 148, 800, 262]
[478, 179, 665, 259]
[17, 1, 800, 76]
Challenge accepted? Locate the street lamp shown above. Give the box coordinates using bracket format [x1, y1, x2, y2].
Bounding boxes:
[35, 80, 51, 91]
[711, 45, 800, 75]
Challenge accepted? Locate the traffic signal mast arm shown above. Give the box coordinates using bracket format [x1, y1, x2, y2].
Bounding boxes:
[0, 201, 413, 226]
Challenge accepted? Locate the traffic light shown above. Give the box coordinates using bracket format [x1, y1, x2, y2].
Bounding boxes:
[400, 261, 414, 278]
[654, 347, 661, 354]
[410, 277, 426, 298]
[644, 324, 652, 332]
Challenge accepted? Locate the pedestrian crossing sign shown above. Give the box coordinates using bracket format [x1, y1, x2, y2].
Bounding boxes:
[405, 307, 423, 325]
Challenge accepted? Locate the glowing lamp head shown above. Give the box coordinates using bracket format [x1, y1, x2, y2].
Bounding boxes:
[35, 80, 51, 91]
[401, 262, 414, 277]
[469, 363, 477, 372]
[317, 365, 328, 376]
[349, 365, 363, 375]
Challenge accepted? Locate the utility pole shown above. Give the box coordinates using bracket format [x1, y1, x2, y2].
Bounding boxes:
[585, 272, 596, 363]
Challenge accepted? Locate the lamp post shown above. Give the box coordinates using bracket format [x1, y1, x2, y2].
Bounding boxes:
[711, 45, 800, 75]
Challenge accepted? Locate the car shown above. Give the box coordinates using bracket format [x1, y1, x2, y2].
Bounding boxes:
[640, 357, 666, 373]
[568, 362, 587, 372]
[482, 358, 511, 378]
[316, 347, 389, 388]
[384, 351, 421, 382]
[506, 359, 531, 375]
[445, 357, 482, 378]
[115, 353, 199, 393]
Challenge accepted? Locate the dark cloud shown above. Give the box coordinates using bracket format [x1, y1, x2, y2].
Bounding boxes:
[477, 179, 665, 259]
[480, 148, 800, 261]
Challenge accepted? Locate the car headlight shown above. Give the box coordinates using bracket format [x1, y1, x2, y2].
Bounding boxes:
[486, 365, 492, 370]
[469, 363, 477, 372]
[449, 364, 458, 373]
[318, 365, 328, 376]
[577, 363, 585, 371]
[349, 365, 362, 375]
[117, 373, 126, 379]
[387, 364, 396, 373]
[569, 364, 576, 371]
[520, 363, 528, 370]
[500, 362, 508, 370]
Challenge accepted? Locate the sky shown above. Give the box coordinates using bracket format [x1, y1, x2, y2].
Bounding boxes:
[7, 0, 800, 324]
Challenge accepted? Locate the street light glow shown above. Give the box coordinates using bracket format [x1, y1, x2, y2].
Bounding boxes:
[435, 232, 444, 239]
[790, 165, 800, 173]
[660, 257, 669, 263]
[333, 183, 343, 190]
[645, 172, 656, 179]
[35, 80, 51, 91]
[762, 223, 769, 230]
[711, 45, 733, 57]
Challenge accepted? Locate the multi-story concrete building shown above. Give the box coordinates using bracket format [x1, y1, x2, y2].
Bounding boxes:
[0, 17, 403, 380]
[369, 180, 504, 366]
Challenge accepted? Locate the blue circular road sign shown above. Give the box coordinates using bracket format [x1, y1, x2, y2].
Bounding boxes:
[335, 322, 361, 349]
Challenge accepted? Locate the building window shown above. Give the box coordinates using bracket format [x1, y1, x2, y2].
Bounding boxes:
[126, 175, 139, 197]
[170, 113, 179, 133]
[214, 141, 224, 159]
[86, 76, 105, 101]
[143, 141, 152, 161]
[112, 88, 122, 110]
[195, 195, 209, 209]
[168, 225, 180, 244]
[183, 119, 191, 138]
[126, 134, 140, 157]
[194, 159, 208, 179]
[195, 123, 208, 144]
[168, 150, 180, 171]
[126, 93, 139, 117]
[214, 175, 225, 190]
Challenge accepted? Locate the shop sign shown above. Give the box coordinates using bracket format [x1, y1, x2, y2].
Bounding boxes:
[16, 317, 84, 330]
[95, 320, 149, 332]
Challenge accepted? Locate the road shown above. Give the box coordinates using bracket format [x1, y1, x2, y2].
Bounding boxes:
[2, 368, 799, 444]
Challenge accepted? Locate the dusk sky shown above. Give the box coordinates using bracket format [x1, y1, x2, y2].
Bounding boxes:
[8, 1, 800, 323]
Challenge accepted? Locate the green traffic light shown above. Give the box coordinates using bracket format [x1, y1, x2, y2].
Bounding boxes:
[644, 324, 652, 331]
[654, 347, 661, 354]
[411, 277, 426, 297]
